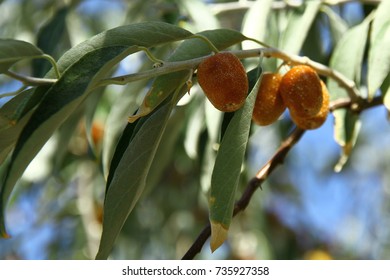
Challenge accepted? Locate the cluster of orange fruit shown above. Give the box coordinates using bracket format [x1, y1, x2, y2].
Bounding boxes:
[197, 52, 330, 130]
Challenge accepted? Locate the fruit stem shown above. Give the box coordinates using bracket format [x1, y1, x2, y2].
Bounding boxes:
[190, 34, 220, 54]
[137, 46, 165, 66]
[41, 54, 61, 79]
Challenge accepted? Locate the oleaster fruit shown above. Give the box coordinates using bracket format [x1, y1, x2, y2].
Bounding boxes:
[252, 72, 286, 126]
[279, 65, 323, 118]
[290, 80, 330, 130]
[197, 52, 248, 112]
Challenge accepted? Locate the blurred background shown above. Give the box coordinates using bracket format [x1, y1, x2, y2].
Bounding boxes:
[1, 0, 390, 260]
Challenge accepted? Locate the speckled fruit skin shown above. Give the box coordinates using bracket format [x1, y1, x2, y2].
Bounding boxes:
[197, 52, 248, 112]
[279, 65, 323, 118]
[252, 72, 286, 126]
[290, 81, 330, 130]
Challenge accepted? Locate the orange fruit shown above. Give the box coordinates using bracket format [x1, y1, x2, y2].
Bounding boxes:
[197, 52, 248, 112]
[290, 81, 329, 130]
[279, 65, 323, 118]
[252, 72, 286, 126]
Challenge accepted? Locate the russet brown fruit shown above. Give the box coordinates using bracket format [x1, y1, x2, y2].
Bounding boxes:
[252, 72, 286, 126]
[290, 80, 330, 130]
[197, 52, 248, 112]
[279, 65, 323, 118]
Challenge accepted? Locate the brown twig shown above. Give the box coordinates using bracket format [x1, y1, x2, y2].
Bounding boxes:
[182, 128, 305, 260]
[182, 94, 385, 260]
[329, 95, 384, 112]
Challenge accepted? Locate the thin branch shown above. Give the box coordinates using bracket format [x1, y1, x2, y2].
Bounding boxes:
[182, 128, 305, 260]
[182, 94, 385, 260]
[244, 48, 361, 103]
[329, 95, 383, 112]
[4, 70, 57, 86]
[98, 47, 361, 104]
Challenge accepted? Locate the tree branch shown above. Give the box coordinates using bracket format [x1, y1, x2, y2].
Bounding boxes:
[98, 47, 361, 104]
[182, 128, 305, 260]
[329, 95, 384, 112]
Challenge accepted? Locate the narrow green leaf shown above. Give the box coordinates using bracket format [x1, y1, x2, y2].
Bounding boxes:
[209, 71, 261, 251]
[145, 106, 186, 193]
[333, 110, 361, 172]
[327, 18, 370, 99]
[46, 22, 193, 78]
[96, 89, 183, 260]
[370, 0, 390, 41]
[367, 0, 390, 99]
[184, 98, 205, 159]
[0, 89, 36, 164]
[382, 73, 390, 112]
[102, 81, 147, 178]
[327, 16, 370, 171]
[0, 88, 34, 131]
[178, 0, 220, 31]
[0, 22, 195, 237]
[32, 7, 69, 77]
[129, 28, 248, 122]
[279, 1, 321, 54]
[321, 5, 348, 44]
[0, 39, 43, 73]
[0, 46, 128, 237]
[384, 86, 390, 112]
[0, 110, 34, 165]
[241, 0, 273, 50]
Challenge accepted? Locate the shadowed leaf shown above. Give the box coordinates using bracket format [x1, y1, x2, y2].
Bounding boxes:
[327, 17, 370, 172]
[0, 22, 194, 238]
[367, 0, 390, 99]
[208, 70, 262, 251]
[0, 39, 43, 73]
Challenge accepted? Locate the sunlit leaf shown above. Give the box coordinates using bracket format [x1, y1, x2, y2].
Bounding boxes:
[210, 221, 228, 252]
[382, 73, 390, 112]
[279, 1, 321, 54]
[178, 0, 220, 31]
[384, 87, 390, 112]
[333, 110, 361, 173]
[209, 71, 261, 251]
[321, 5, 348, 44]
[367, 0, 390, 99]
[129, 29, 248, 122]
[327, 16, 370, 172]
[241, 0, 273, 50]
[0, 39, 43, 73]
[184, 97, 205, 159]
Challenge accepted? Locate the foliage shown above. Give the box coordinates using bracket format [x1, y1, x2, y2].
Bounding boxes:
[0, 0, 390, 260]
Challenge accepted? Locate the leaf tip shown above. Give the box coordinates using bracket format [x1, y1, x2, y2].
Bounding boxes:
[1, 230, 11, 239]
[210, 221, 228, 253]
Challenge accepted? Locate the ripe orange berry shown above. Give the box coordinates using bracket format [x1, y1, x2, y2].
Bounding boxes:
[252, 72, 286, 126]
[197, 52, 248, 112]
[290, 81, 330, 130]
[279, 65, 323, 118]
